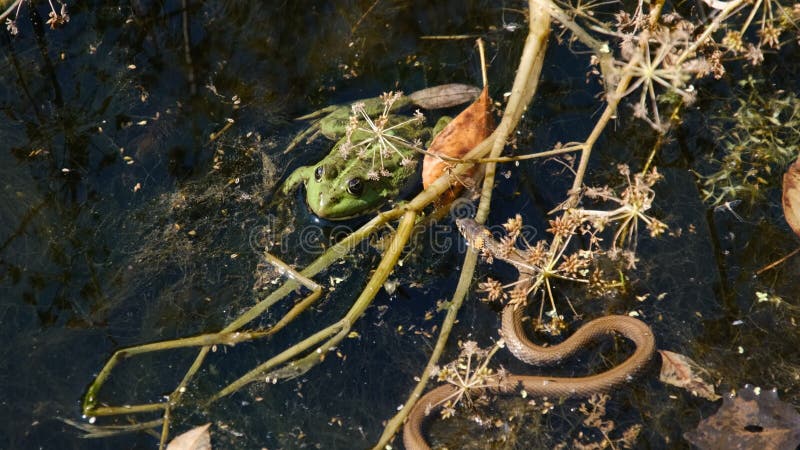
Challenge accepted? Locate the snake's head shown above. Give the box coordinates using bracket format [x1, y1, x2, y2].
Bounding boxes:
[455, 217, 490, 250]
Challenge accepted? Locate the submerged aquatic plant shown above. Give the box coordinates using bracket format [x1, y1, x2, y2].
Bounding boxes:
[703, 83, 800, 206]
[555, 393, 643, 449]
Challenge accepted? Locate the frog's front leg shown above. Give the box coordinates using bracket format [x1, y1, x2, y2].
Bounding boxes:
[284, 96, 414, 154]
[284, 84, 479, 154]
[281, 166, 312, 194]
[317, 106, 356, 140]
[283, 106, 345, 154]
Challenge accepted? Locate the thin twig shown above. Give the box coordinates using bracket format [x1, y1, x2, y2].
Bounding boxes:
[0, 0, 23, 22]
[181, 0, 197, 95]
[755, 246, 800, 275]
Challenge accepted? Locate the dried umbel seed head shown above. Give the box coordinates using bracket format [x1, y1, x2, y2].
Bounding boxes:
[478, 278, 507, 303]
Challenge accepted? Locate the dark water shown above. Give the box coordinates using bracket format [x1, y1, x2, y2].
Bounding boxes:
[1, 1, 798, 449]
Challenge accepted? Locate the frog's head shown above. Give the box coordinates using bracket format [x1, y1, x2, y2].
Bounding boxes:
[303, 156, 412, 220]
[282, 116, 426, 220]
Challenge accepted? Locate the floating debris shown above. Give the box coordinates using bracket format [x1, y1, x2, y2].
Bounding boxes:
[684, 384, 800, 450]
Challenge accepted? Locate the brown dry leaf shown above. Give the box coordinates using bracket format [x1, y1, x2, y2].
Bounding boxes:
[658, 350, 721, 401]
[684, 384, 800, 450]
[166, 423, 212, 450]
[782, 158, 800, 238]
[421, 86, 494, 200]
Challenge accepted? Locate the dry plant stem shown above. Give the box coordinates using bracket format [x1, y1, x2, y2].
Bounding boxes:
[60, 417, 164, 438]
[209, 120, 234, 142]
[372, 3, 552, 448]
[676, 0, 747, 64]
[83, 216, 384, 416]
[542, 0, 682, 208]
[370, 251, 480, 450]
[0, 0, 22, 22]
[567, 62, 637, 207]
[412, 141, 582, 164]
[531, 0, 606, 54]
[156, 251, 323, 446]
[159, 407, 172, 449]
[471, 144, 584, 164]
[83, 253, 324, 418]
[350, 0, 380, 34]
[642, 102, 682, 174]
[209, 209, 413, 401]
[755, 246, 800, 274]
[531, 0, 615, 89]
[737, 0, 760, 35]
[420, 35, 480, 40]
[525, 0, 646, 210]
[649, 0, 666, 28]
[181, 0, 196, 96]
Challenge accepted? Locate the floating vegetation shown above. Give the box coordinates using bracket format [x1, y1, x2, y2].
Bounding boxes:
[555, 394, 644, 450]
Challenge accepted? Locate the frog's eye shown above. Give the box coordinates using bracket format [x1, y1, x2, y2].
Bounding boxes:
[314, 165, 337, 181]
[346, 178, 364, 196]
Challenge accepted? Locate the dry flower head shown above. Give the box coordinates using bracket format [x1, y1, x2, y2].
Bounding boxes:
[338, 91, 424, 181]
[430, 340, 507, 419]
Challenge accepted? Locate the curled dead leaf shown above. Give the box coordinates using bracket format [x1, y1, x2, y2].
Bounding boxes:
[782, 158, 800, 238]
[684, 384, 800, 450]
[166, 423, 212, 450]
[422, 86, 494, 200]
[658, 350, 721, 401]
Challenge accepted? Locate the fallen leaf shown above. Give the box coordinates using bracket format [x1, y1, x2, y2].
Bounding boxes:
[684, 384, 800, 450]
[421, 86, 494, 200]
[407, 83, 481, 109]
[782, 158, 800, 238]
[166, 423, 212, 450]
[658, 350, 721, 401]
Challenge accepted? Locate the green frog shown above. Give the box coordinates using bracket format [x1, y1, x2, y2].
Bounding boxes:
[282, 85, 477, 220]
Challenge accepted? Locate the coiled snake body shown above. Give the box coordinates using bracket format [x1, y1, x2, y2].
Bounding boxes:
[402, 219, 656, 450]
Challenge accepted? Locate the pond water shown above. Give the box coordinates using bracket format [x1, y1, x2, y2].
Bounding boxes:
[1, 1, 798, 449]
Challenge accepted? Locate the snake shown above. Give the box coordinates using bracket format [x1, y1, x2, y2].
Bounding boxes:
[402, 218, 656, 450]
